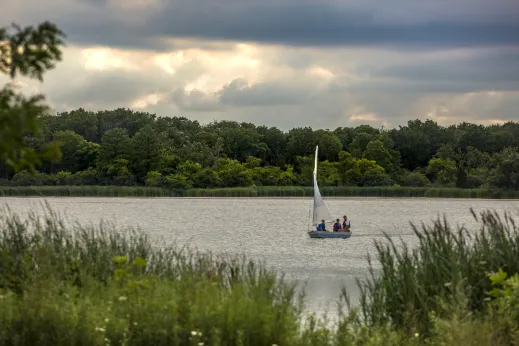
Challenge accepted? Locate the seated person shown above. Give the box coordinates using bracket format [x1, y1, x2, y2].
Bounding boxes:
[333, 219, 342, 232]
[316, 219, 326, 231]
[342, 215, 351, 233]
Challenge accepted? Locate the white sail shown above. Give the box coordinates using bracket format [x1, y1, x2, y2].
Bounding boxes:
[312, 145, 332, 225]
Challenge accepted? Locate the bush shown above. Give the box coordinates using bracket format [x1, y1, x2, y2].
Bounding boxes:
[144, 171, 163, 187]
[361, 168, 392, 187]
[163, 174, 191, 190]
[399, 171, 430, 187]
[192, 169, 221, 188]
[54, 171, 74, 185]
[73, 167, 100, 185]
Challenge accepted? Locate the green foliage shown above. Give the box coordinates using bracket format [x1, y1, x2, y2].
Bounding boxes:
[74, 140, 100, 171]
[344, 158, 391, 187]
[98, 128, 131, 166]
[357, 208, 519, 340]
[144, 171, 163, 187]
[487, 270, 519, 344]
[399, 171, 431, 187]
[0, 22, 65, 81]
[2, 105, 519, 192]
[52, 130, 87, 172]
[128, 125, 165, 180]
[1, 205, 519, 345]
[163, 173, 191, 190]
[0, 87, 61, 173]
[489, 147, 519, 190]
[0, 21, 65, 173]
[0, 208, 304, 346]
[192, 168, 221, 188]
[363, 139, 394, 173]
[426, 158, 457, 186]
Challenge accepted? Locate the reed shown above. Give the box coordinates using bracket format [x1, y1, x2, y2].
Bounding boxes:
[357, 208, 519, 337]
[0, 204, 307, 345]
[1, 205, 518, 345]
[2, 185, 519, 199]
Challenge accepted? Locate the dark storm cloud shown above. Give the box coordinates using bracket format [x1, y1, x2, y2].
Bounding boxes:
[376, 50, 519, 85]
[147, 0, 519, 48]
[4, 0, 519, 50]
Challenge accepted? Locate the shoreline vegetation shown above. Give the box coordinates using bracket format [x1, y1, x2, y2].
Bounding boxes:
[2, 185, 519, 199]
[1, 206, 518, 345]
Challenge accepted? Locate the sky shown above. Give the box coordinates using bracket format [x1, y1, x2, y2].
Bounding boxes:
[2, 0, 519, 130]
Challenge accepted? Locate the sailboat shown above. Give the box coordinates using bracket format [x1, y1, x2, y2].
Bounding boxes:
[307, 145, 352, 239]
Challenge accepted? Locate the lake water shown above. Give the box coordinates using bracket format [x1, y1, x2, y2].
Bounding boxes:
[1, 196, 519, 318]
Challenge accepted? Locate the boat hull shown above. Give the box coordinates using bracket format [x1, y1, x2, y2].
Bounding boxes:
[307, 231, 352, 239]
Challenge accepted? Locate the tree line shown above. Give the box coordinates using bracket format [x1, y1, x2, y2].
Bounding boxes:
[2, 108, 518, 190]
[1, 21, 518, 192]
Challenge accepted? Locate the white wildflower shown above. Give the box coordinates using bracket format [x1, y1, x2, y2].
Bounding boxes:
[191, 331, 197, 336]
[198, 343, 204, 346]
[118, 296, 128, 301]
[95, 327, 106, 332]
[415, 333, 419, 337]
[105, 318, 110, 323]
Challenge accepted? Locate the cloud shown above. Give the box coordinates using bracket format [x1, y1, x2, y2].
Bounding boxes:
[1, 0, 518, 131]
[3, 0, 519, 50]
[1, 39, 517, 131]
[170, 88, 223, 112]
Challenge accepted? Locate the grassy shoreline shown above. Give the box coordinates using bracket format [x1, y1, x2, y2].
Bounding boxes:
[1, 206, 518, 345]
[1, 185, 519, 199]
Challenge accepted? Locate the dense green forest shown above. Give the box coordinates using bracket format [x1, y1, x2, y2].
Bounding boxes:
[1, 109, 519, 191]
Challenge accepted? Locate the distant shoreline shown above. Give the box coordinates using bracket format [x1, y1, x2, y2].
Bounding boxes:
[1, 185, 518, 199]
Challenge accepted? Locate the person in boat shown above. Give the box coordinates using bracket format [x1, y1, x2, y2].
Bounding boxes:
[342, 215, 351, 233]
[333, 219, 342, 232]
[316, 219, 326, 231]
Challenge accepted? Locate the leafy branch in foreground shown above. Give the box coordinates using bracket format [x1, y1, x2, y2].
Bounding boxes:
[0, 21, 66, 81]
[0, 21, 66, 173]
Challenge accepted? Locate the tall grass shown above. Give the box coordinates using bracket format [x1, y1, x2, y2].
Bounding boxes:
[1, 204, 519, 345]
[357, 208, 519, 337]
[2, 185, 519, 199]
[0, 204, 307, 346]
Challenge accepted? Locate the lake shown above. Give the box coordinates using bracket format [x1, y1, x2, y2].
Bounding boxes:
[1, 196, 519, 318]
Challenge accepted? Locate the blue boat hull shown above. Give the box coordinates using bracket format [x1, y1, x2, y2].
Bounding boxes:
[308, 231, 352, 239]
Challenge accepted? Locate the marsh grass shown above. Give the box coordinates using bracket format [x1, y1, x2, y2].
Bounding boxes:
[1, 203, 519, 345]
[0, 203, 308, 345]
[357, 208, 519, 337]
[2, 185, 519, 199]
